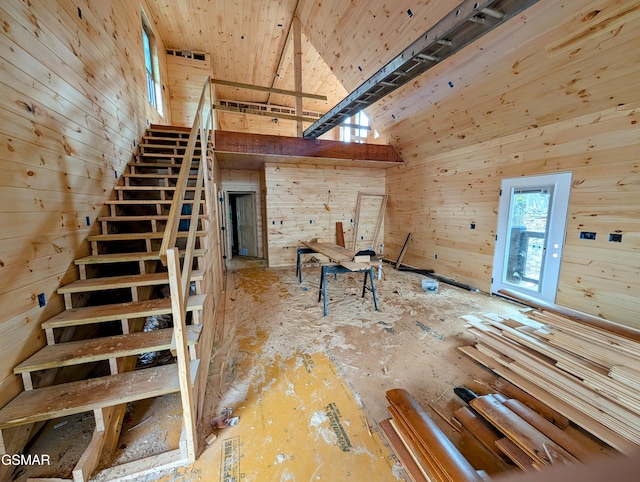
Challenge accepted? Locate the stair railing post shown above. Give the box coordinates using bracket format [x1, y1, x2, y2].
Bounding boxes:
[166, 247, 198, 462]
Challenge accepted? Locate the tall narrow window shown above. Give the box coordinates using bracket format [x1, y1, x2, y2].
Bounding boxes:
[141, 12, 162, 114]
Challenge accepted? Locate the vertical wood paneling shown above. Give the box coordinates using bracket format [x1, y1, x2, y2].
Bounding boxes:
[0, 0, 171, 415]
[264, 163, 385, 267]
[221, 169, 265, 258]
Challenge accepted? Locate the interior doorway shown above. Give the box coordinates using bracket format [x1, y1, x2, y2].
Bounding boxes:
[226, 192, 258, 259]
[491, 172, 572, 304]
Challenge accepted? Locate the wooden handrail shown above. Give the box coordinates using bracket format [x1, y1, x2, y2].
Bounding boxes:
[159, 76, 214, 462]
[160, 76, 212, 270]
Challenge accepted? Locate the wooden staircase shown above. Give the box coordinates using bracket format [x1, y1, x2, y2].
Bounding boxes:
[0, 125, 212, 481]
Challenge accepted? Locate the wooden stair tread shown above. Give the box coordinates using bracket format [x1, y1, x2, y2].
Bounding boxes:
[122, 173, 197, 179]
[58, 270, 204, 294]
[74, 249, 206, 265]
[98, 214, 207, 222]
[0, 360, 199, 429]
[105, 200, 195, 205]
[14, 325, 202, 373]
[42, 294, 206, 329]
[88, 231, 206, 241]
[142, 135, 192, 142]
[114, 185, 197, 191]
[129, 161, 199, 168]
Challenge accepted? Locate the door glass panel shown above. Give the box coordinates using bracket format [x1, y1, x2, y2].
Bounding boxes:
[502, 187, 552, 293]
[492, 172, 571, 305]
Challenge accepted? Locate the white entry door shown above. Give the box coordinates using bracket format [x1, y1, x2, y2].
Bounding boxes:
[492, 172, 572, 304]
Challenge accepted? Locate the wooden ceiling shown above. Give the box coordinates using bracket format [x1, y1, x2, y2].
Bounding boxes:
[145, 0, 638, 149]
[144, 0, 461, 137]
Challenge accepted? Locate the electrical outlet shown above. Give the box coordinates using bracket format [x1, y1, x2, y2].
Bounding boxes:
[609, 233, 622, 243]
[580, 231, 596, 240]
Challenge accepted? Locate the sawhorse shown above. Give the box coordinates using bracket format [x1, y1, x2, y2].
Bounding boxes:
[317, 264, 378, 316]
[296, 247, 316, 283]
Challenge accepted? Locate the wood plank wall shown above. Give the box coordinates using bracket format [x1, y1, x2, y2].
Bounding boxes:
[383, 0, 640, 328]
[0, 0, 170, 410]
[221, 169, 265, 259]
[166, 51, 211, 127]
[263, 163, 385, 266]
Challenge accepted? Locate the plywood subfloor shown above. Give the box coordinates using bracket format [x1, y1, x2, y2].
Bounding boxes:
[16, 258, 527, 480]
[186, 258, 523, 480]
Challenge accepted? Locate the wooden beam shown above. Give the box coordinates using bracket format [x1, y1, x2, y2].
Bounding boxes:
[210, 78, 327, 101]
[293, 16, 303, 137]
[214, 130, 403, 163]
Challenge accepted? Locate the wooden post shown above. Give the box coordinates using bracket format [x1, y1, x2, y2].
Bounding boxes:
[167, 248, 198, 462]
[293, 16, 303, 137]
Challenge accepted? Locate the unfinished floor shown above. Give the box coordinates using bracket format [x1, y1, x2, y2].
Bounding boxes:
[17, 258, 537, 481]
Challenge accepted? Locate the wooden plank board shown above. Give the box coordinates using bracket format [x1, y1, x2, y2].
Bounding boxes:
[58, 270, 204, 294]
[387, 388, 483, 482]
[88, 231, 207, 242]
[469, 395, 578, 467]
[75, 249, 207, 265]
[379, 418, 428, 482]
[459, 345, 637, 454]
[490, 378, 570, 429]
[301, 241, 354, 262]
[41, 294, 206, 329]
[453, 406, 509, 463]
[14, 325, 202, 373]
[502, 399, 596, 463]
[0, 360, 199, 429]
[494, 438, 536, 472]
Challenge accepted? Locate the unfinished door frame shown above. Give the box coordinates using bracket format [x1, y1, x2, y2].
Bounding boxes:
[351, 192, 388, 253]
[225, 191, 259, 259]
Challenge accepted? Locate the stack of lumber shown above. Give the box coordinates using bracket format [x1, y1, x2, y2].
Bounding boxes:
[460, 310, 640, 455]
[459, 392, 589, 471]
[380, 388, 484, 482]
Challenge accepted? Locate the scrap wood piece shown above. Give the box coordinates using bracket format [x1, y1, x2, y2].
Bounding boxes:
[387, 407, 446, 481]
[336, 222, 345, 247]
[454, 406, 511, 463]
[387, 388, 483, 482]
[379, 418, 428, 482]
[468, 319, 640, 441]
[458, 346, 638, 455]
[491, 378, 570, 428]
[460, 345, 637, 455]
[609, 365, 640, 391]
[502, 399, 596, 462]
[395, 233, 412, 269]
[495, 437, 536, 472]
[469, 394, 578, 467]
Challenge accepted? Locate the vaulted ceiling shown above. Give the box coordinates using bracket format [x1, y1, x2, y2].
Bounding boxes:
[145, 1, 638, 151]
[145, 0, 462, 138]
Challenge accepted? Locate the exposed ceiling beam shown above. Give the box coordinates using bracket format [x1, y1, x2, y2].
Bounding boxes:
[214, 131, 403, 164]
[211, 78, 326, 101]
[303, 0, 540, 139]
